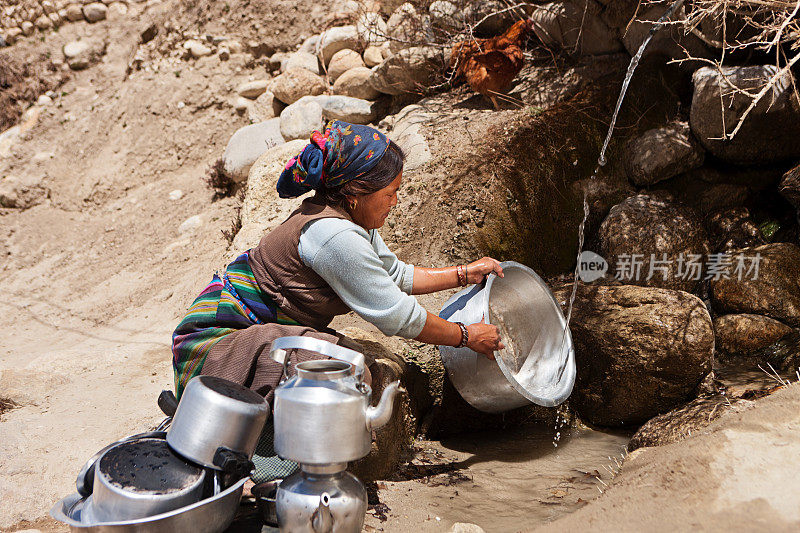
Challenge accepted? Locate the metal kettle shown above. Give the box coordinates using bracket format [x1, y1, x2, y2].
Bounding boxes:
[269, 336, 400, 465]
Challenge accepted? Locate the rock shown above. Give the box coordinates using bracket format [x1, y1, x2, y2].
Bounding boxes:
[369, 46, 442, 95]
[168, 189, 183, 201]
[5, 28, 22, 45]
[63, 39, 103, 70]
[233, 96, 252, 115]
[320, 95, 376, 124]
[65, 4, 84, 21]
[36, 95, 52, 106]
[463, 0, 517, 36]
[21, 21, 34, 36]
[236, 79, 269, 99]
[627, 395, 738, 451]
[31, 151, 54, 163]
[696, 183, 750, 216]
[388, 104, 432, 171]
[283, 51, 319, 75]
[319, 25, 359, 65]
[386, 3, 432, 53]
[622, 4, 710, 61]
[0, 175, 48, 209]
[356, 11, 387, 45]
[35, 15, 53, 30]
[429, 1, 462, 28]
[280, 99, 323, 141]
[270, 68, 327, 105]
[530, 2, 622, 55]
[248, 90, 284, 123]
[268, 52, 288, 72]
[714, 314, 794, 356]
[332, 67, 381, 100]
[0, 34, 7, 48]
[184, 39, 212, 58]
[553, 283, 714, 427]
[107, 1, 126, 18]
[346, 328, 418, 482]
[81, 2, 107, 22]
[624, 122, 704, 186]
[690, 65, 800, 164]
[240, 139, 309, 230]
[599, 194, 710, 293]
[178, 215, 202, 234]
[705, 207, 765, 253]
[780, 163, 800, 211]
[140, 22, 158, 43]
[710, 243, 800, 327]
[363, 45, 384, 67]
[248, 40, 275, 59]
[222, 118, 285, 182]
[327, 49, 365, 82]
[299, 34, 321, 55]
[220, 39, 243, 54]
[217, 47, 230, 61]
[449, 523, 486, 533]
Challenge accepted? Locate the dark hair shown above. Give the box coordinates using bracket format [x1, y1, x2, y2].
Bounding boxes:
[317, 140, 405, 205]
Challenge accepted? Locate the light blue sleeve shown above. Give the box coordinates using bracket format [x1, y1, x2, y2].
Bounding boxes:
[299, 218, 426, 338]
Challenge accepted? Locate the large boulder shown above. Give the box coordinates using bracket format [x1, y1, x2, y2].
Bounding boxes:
[599, 194, 710, 293]
[621, 3, 710, 61]
[780, 163, 800, 211]
[387, 104, 433, 171]
[553, 283, 714, 427]
[327, 49, 365, 82]
[332, 67, 381, 100]
[355, 11, 387, 45]
[530, 2, 622, 56]
[270, 68, 327, 105]
[222, 119, 285, 182]
[624, 122, 704, 186]
[369, 46, 442, 95]
[279, 99, 324, 141]
[690, 65, 800, 164]
[463, 0, 518, 36]
[705, 207, 765, 253]
[710, 243, 800, 327]
[714, 314, 794, 356]
[429, 1, 463, 28]
[320, 95, 376, 124]
[319, 25, 360, 66]
[386, 3, 433, 54]
[235, 139, 309, 250]
[283, 51, 320, 75]
[248, 90, 285, 123]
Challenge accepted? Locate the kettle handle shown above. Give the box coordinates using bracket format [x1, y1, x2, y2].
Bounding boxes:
[269, 336, 366, 381]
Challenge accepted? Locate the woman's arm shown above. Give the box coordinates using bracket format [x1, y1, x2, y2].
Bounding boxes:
[414, 311, 505, 358]
[411, 257, 505, 295]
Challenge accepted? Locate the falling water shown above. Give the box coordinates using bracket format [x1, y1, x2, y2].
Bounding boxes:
[561, 0, 687, 333]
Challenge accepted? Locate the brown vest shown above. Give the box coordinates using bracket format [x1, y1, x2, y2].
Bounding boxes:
[248, 196, 353, 330]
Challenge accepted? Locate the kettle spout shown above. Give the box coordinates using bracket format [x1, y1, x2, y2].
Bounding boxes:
[311, 492, 334, 533]
[366, 381, 402, 431]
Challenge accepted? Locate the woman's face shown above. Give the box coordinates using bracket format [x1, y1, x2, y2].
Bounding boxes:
[349, 171, 403, 230]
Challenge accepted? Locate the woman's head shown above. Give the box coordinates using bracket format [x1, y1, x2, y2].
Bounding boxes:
[276, 121, 406, 228]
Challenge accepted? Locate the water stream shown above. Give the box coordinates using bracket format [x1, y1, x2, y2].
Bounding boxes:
[561, 0, 687, 334]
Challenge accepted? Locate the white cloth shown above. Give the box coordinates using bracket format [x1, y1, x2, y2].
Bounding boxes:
[298, 218, 427, 338]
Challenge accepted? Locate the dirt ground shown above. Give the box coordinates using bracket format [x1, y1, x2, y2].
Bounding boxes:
[1, 1, 799, 532]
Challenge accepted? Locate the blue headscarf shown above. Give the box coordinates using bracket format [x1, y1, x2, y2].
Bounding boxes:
[277, 120, 391, 199]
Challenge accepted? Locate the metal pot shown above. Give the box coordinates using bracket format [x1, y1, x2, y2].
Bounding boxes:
[89, 437, 206, 523]
[269, 336, 400, 465]
[252, 480, 280, 527]
[439, 261, 576, 412]
[167, 375, 269, 469]
[50, 476, 248, 533]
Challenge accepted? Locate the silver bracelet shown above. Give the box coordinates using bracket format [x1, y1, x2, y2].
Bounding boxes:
[455, 322, 469, 348]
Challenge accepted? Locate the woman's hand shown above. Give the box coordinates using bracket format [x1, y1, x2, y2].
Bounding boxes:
[466, 319, 504, 359]
[466, 257, 504, 284]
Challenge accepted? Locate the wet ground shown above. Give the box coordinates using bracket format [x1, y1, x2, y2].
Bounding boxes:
[362, 424, 631, 532]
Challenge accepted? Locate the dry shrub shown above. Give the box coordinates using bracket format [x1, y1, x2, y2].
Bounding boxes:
[204, 158, 236, 199]
[0, 52, 64, 131]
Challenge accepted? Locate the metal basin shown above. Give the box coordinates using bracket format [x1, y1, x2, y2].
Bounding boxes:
[50, 477, 247, 533]
[439, 261, 575, 412]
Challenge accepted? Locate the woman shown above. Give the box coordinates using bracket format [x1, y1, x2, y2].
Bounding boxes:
[172, 120, 504, 405]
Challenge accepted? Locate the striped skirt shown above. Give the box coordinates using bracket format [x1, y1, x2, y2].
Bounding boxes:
[171, 251, 299, 398]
